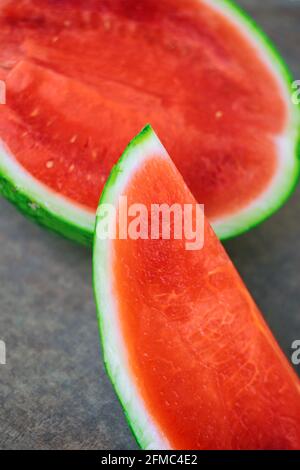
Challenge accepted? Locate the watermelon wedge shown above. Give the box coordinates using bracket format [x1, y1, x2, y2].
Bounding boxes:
[0, 0, 299, 243]
[93, 125, 300, 450]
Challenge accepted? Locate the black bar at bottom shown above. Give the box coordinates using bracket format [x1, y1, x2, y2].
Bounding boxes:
[1, 450, 300, 466]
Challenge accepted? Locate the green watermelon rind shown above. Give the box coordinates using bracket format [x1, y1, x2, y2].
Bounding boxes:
[0, 148, 93, 246]
[0, 0, 299, 244]
[209, 0, 300, 239]
[93, 125, 171, 450]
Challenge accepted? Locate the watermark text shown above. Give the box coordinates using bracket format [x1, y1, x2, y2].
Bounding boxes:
[291, 80, 300, 105]
[96, 197, 204, 251]
[291, 340, 300, 365]
[0, 340, 6, 365]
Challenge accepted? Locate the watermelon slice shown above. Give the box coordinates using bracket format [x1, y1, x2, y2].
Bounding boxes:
[0, 0, 299, 243]
[93, 125, 300, 450]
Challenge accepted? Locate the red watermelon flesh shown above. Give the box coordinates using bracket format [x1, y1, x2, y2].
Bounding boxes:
[94, 126, 300, 450]
[0, 0, 287, 221]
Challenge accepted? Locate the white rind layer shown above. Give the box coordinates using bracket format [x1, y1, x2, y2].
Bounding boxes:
[93, 127, 171, 450]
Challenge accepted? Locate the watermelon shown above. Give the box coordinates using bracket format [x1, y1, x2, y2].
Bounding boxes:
[93, 125, 300, 450]
[0, 0, 299, 243]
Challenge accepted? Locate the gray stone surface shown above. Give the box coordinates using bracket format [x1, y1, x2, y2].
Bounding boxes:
[0, 0, 299, 450]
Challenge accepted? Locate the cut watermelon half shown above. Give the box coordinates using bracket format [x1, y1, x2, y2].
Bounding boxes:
[0, 0, 299, 243]
[93, 125, 300, 450]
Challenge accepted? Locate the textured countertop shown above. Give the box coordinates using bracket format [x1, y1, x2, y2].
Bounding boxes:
[0, 0, 299, 450]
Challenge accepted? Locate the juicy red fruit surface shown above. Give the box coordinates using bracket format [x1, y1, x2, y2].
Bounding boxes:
[113, 156, 300, 450]
[0, 0, 285, 218]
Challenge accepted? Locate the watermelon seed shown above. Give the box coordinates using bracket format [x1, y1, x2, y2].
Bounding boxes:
[215, 111, 223, 119]
[70, 134, 78, 144]
[46, 160, 54, 169]
[69, 164, 75, 172]
[30, 107, 39, 118]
